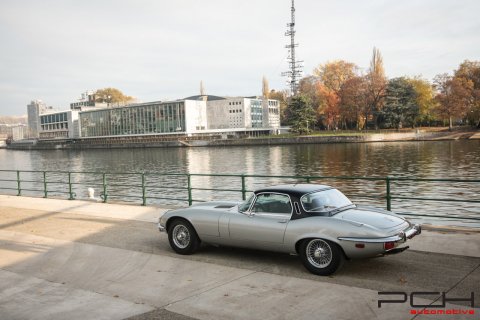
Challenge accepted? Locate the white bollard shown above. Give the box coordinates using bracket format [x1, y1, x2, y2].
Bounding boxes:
[87, 187, 95, 199]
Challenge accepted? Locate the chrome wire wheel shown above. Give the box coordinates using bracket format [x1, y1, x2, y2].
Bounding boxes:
[172, 224, 191, 249]
[306, 239, 332, 268]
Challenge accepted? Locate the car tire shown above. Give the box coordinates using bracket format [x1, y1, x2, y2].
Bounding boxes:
[299, 238, 344, 276]
[167, 219, 200, 255]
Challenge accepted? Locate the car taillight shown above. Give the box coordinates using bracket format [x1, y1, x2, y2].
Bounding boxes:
[384, 242, 395, 250]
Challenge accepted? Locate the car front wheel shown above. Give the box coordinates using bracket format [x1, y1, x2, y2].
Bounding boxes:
[167, 219, 200, 255]
[299, 238, 344, 276]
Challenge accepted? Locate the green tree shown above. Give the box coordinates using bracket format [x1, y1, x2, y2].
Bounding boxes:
[381, 77, 419, 129]
[298, 76, 321, 109]
[95, 88, 134, 106]
[297, 76, 322, 127]
[285, 94, 316, 134]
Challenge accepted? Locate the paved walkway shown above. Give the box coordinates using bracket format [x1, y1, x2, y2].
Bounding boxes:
[0, 195, 479, 320]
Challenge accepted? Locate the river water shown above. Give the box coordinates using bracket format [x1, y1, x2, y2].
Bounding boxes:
[0, 140, 479, 227]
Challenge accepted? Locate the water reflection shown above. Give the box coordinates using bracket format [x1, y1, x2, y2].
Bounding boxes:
[0, 140, 479, 227]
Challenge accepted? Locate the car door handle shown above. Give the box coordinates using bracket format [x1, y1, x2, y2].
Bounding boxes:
[278, 219, 288, 223]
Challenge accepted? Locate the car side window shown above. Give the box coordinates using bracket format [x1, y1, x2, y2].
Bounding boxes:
[251, 193, 292, 216]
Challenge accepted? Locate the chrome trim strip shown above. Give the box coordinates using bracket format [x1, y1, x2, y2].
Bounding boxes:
[338, 235, 402, 243]
[338, 224, 421, 243]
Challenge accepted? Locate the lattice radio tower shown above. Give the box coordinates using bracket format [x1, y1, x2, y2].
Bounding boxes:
[282, 0, 303, 96]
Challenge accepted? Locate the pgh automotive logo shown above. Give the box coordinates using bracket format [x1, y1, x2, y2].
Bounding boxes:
[378, 292, 476, 316]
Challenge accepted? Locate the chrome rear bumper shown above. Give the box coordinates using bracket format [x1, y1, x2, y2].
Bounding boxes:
[405, 224, 421, 239]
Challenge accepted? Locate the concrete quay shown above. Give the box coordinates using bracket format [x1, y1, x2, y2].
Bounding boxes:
[0, 195, 479, 320]
[7, 129, 480, 150]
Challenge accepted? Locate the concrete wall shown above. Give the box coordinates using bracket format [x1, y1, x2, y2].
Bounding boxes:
[12, 126, 26, 141]
[206, 98, 248, 129]
[263, 99, 280, 128]
[242, 99, 252, 128]
[68, 111, 80, 138]
[7, 130, 458, 150]
[184, 100, 207, 134]
[27, 100, 45, 138]
[206, 99, 231, 129]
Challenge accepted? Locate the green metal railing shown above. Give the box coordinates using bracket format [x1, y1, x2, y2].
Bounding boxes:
[0, 169, 479, 221]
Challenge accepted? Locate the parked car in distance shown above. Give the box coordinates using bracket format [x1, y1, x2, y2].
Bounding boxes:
[158, 184, 421, 275]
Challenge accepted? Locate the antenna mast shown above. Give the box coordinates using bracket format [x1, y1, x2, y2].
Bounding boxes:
[282, 0, 303, 96]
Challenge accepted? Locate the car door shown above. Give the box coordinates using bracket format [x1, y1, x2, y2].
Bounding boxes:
[228, 192, 293, 244]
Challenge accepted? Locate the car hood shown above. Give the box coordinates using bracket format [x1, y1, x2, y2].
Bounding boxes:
[334, 207, 407, 230]
[189, 201, 240, 211]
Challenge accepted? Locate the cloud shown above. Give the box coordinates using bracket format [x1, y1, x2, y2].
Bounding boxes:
[0, 0, 479, 115]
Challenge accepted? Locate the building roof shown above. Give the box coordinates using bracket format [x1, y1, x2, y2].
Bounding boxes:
[184, 95, 226, 101]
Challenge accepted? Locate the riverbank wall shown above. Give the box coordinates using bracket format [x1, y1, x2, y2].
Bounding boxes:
[6, 129, 479, 150]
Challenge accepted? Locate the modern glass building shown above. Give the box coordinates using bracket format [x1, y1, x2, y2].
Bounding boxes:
[79, 100, 207, 138]
[39, 110, 79, 139]
[31, 95, 280, 141]
[250, 99, 263, 128]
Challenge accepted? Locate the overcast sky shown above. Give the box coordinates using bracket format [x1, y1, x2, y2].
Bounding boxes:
[0, 0, 479, 116]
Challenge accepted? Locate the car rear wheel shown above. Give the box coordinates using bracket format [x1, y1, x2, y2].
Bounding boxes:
[299, 238, 344, 276]
[168, 219, 200, 255]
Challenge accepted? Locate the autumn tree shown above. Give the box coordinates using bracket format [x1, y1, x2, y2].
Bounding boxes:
[312, 60, 359, 130]
[366, 47, 387, 129]
[338, 76, 369, 129]
[454, 60, 480, 127]
[316, 84, 340, 130]
[313, 60, 358, 93]
[381, 77, 419, 129]
[95, 88, 134, 106]
[285, 94, 316, 134]
[434, 73, 473, 130]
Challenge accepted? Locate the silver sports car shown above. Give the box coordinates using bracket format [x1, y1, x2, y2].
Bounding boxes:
[158, 184, 421, 275]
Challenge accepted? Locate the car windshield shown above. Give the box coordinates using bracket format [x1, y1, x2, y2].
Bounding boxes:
[238, 194, 254, 213]
[300, 189, 353, 214]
